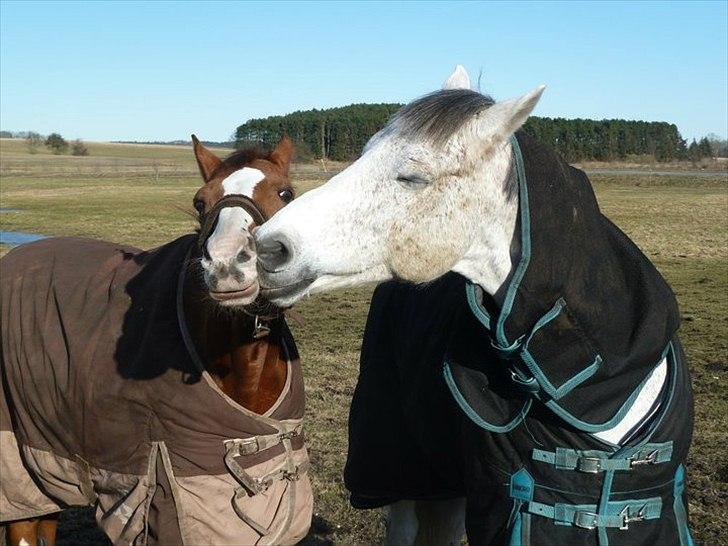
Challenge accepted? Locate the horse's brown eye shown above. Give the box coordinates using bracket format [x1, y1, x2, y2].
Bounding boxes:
[278, 189, 294, 203]
[194, 200, 205, 214]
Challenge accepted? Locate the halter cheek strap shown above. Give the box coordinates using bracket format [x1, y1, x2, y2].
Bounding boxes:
[197, 194, 282, 323]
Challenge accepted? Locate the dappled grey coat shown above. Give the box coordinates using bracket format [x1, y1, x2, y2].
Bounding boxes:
[347, 132, 694, 545]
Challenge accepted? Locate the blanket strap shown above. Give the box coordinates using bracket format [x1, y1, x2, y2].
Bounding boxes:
[526, 498, 662, 530]
[532, 441, 673, 473]
[223, 424, 305, 495]
[224, 425, 307, 538]
[508, 468, 662, 532]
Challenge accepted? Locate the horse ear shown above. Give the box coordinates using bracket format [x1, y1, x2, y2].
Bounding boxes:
[442, 65, 471, 90]
[472, 85, 545, 145]
[269, 136, 294, 174]
[192, 134, 222, 183]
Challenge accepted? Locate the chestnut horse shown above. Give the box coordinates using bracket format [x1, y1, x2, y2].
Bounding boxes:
[1, 137, 311, 545]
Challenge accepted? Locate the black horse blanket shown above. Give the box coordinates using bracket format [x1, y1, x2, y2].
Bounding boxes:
[346, 132, 694, 545]
[0, 235, 312, 545]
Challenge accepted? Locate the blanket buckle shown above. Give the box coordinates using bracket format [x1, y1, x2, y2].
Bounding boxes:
[573, 511, 599, 530]
[619, 505, 646, 530]
[630, 449, 658, 467]
[576, 456, 603, 473]
[233, 437, 260, 456]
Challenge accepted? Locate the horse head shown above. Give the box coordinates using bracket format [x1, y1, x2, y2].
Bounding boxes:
[255, 66, 544, 306]
[191, 136, 295, 307]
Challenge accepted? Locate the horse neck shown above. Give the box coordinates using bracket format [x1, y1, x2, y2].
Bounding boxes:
[182, 270, 288, 415]
[451, 139, 520, 304]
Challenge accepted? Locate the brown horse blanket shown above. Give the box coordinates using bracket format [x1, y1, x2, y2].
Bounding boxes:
[0, 235, 312, 545]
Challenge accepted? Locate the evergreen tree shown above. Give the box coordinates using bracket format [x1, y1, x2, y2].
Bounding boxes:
[698, 137, 713, 158]
[45, 133, 68, 155]
[234, 105, 688, 163]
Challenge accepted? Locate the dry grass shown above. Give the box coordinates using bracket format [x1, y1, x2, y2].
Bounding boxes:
[0, 142, 726, 545]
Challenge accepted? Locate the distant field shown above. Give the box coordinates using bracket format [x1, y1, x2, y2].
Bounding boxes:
[0, 141, 726, 545]
[0, 138, 344, 185]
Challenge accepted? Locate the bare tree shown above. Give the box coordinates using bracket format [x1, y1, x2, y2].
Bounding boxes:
[26, 132, 43, 154]
[71, 139, 89, 156]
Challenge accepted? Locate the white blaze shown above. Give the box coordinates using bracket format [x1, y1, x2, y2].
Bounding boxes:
[206, 167, 264, 262]
[221, 167, 265, 197]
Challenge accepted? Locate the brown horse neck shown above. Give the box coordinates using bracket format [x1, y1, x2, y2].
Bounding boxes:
[182, 273, 288, 415]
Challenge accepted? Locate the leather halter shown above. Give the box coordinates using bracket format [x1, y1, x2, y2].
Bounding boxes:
[197, 194, 281, 326]
[198, 194, 267, 250]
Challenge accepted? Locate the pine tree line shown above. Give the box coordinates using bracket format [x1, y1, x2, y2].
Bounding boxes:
[234, 103, 402, 161]
[234, 104, 718, 163]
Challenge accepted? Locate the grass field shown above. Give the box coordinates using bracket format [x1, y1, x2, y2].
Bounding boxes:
[1, 139, 726, 545]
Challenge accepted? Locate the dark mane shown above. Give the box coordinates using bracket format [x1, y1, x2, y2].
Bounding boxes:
[386, 89, 517, 199]
[389, 89, 495, 145]
[212, 144, 272, 177]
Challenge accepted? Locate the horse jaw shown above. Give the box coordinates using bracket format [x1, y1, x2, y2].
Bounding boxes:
[308, 264, 391, 296]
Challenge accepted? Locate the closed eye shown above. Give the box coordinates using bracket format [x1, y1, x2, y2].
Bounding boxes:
[396, 173, 430, 189]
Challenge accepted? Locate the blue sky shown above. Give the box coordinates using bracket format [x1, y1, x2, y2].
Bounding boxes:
[1, 1, 726, 142]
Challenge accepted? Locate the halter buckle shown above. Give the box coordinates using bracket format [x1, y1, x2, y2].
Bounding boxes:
[253, 316, 271, 339]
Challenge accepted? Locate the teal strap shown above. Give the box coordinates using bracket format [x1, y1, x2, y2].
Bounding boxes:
[526, 497, 662, 529]
[491, 334, 526, 360]
[508, 469, 535, 546]
[673, 464, 695, 546]
[532, 442, 673, 473]
[490, 297, 603, 400]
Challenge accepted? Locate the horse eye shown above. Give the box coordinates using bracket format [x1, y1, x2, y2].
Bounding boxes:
[194, 200, 205, 214]
[278, 189, 294, 203]
[396, 174, 430, 189]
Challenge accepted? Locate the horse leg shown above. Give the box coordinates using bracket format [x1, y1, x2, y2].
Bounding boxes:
[7, 519, 39, 546]
[37, 514, 59, 546]
[412, 498, 465, 545]
[385, 498, 466, 546]
[6, 513, 58, 546]
[384, 500, 418, 546]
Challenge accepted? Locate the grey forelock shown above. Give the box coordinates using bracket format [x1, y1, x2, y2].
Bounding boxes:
[389, 89, 495, 145]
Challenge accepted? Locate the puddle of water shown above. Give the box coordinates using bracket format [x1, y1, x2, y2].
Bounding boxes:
[0, 208, 20, 213]
[0, 231, 48, 246]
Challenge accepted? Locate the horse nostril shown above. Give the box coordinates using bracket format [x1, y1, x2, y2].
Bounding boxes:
[236, 249, 252, 264]
[257, 234, 294, 272]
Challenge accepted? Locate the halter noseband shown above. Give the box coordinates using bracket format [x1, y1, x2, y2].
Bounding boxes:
[198, 194, 267, 250]
[197, 194, 281, 327]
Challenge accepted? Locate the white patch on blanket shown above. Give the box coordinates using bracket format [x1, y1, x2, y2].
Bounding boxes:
[592, 356, 667, 444]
